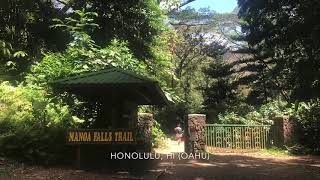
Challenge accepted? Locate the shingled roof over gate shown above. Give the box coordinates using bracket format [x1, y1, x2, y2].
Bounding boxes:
[51, 68, 170, 105]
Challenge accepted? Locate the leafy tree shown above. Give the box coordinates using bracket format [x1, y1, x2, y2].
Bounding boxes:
[237, 0, 320, 102]
[56, 0, 166, 60]
[0, 0, 172, 82]
[0, 0, 68, 79]
[202, 52, 247, 121]
[170, 9, 237, 115]
[168, 7, 214, 23]
[26, 9, 177, 118]
[293, 99, 320, 152]
[217, 100, 287, 124]
[168, 6, 240, 37]
[169, 27, 209, 112]
[0, 5, 176, 162]
[0, 81, 76, 163]
[26, 10, 151, 87]
[159, 0, 197, 14]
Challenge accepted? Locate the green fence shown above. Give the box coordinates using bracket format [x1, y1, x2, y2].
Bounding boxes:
[205, 124, 271, 150]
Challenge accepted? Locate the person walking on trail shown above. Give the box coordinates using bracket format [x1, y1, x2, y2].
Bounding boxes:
[174, 123, 183, 145]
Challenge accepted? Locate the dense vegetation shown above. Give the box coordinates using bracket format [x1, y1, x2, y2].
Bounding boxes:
[0, 0, 176, 163]
[0, 0, 319, 163]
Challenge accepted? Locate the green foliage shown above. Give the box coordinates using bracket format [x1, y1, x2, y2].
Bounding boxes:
[170, 28, 214, 113]
[96, 39, 146, 72]
[26, 38, 145, 87]
[167, 7, 242, 114]
[216, 98, 320, 153]
[50, 9, 99, 52]
[152, 120, 167, 148]
[259, 100, 288, 119]
[152, 102, 188, 134]
[27, 9, 175, 100]
[217, 100, 289, 124]
[285, 144, 312, 155]
[0, 0, 68, 78]
[168, 6, 239, 33]
[218, 112, 253, 124]
[63, 0, 167, 59]
[51, 10, 99, 35]
[0, 82, 78, 163]
[203, 59, 243, 120]
[292, 99, 320, 153]
[0, 0, 170, 81]
[237, 0, 320, 101]
[25, 10, 145, 86]
[0, 3, 178, 164]
[259, 147, 289, 157]
[0, 40, 28, 71]
[168, 7, 213, 22]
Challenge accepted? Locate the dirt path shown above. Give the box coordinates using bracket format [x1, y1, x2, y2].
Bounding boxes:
[1, 140, 320, 180]
[154, 139, 320, 180]
[154, 153, 320, 180]
[154, 138, 184, 154]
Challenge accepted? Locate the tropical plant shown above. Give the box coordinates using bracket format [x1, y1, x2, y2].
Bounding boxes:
[0, 0, 68, 79]
[217, 100, 289, 124]
[0, 81, 80, 163]
[293, 99, 320, 153]
[152, 120, 167, 148]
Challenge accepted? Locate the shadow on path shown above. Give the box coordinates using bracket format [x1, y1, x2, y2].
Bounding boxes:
[155, 153, 320, 180]
[1, 143, 320, 180]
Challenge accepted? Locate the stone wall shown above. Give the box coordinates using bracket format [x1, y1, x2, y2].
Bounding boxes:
[271, 115, 296, 147]
[136, 113, 153, 152]
[283, 115, 296, 145]
[185, 114, 206, 153]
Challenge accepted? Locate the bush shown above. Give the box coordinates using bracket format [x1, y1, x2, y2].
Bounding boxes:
[217, 99, 320, 153]
[259, 100, 288, 119]
[285, 144, 312, 155]
[0, 120, 71, 164]
[0, 10, 175, 164]
[218, 112, 253, 124]
[0, 82, 77, 164]
[293, 99, 320, 153]
[217, 100, 288, 124]
[152, 120, 167, 148]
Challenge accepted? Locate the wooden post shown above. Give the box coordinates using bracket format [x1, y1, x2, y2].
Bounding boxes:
[76, 145, 81, 169]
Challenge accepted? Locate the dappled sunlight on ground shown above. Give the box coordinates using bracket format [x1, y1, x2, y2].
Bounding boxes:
[156, 153, 320, 180]
[154, 138, 184, 154]
[1, 146, 320, 179]
[152, 141, 320, 179]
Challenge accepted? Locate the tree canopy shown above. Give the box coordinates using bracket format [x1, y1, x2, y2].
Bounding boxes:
[237, 0, 320, 101]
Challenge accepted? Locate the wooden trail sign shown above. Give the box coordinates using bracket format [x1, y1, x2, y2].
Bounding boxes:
[67, 129, 136, 145]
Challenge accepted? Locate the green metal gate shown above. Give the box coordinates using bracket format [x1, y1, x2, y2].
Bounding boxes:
[205, 124, 271, 150]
